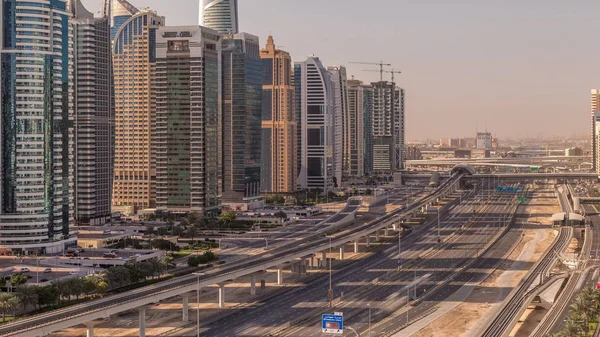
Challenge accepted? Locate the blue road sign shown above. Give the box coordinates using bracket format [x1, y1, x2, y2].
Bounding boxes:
[497, 187, 523, 193]
[322, 314, 344, 334]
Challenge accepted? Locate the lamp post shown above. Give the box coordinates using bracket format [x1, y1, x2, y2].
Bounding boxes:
[368, 303, 372, 337]
[326, 235, 333, 306]
[192, 272, 205, 337]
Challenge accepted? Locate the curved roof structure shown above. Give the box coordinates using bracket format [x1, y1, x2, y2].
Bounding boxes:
[451, 164, 476, 176]
[113, 0, 139, 17]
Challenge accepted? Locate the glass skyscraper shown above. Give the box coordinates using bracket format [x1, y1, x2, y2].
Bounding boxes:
[199, 0, 239, 34]
[71, 0, 114, 226]
[0, 0, 76, 254]
[222, 32, 262, 202]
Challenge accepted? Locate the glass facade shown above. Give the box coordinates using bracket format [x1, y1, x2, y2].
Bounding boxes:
[200, 0, 239, 34]
[221, 33, 262, 201]
[0, 0, 75, 254]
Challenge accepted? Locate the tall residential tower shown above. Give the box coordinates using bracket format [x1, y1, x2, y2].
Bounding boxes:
[371, 81, 403, 173]
[71, 0, 114, 225]
[592, 89, 600, 172]
[154, 26, 222, 216]
[199, 0, 239, 34]
[260, 36, 297, 194]
[0, 0, 76, 254]
[295, 57, 334, 192]
[222, 33, 262, 201]
[111, 1, 164, 214]
[346, 79, 367, 177]
[327, 66, 348, 186]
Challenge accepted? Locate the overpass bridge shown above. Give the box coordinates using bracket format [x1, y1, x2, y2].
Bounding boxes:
[469, 173, 598, 180]
[0, 176, 464, 337]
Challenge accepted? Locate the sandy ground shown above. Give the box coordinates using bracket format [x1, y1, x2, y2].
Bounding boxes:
[411, 186, 560, 337]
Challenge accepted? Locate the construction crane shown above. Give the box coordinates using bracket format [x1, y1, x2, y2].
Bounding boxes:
[349, 61, 391, 81]
[363, 69, 402, 84]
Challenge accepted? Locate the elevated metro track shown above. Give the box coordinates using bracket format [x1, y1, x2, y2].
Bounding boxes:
[477, 227, 573, 337]
[0, 177, 463, 337]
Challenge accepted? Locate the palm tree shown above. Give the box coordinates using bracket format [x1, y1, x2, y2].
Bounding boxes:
[0, 293, 18, 322]
[159, 256, 175, 274]
[51, 279, 66, 304]
[16, 285, 38, 313]
[220, 211, 237, 229]
[563, 317, 584, 336]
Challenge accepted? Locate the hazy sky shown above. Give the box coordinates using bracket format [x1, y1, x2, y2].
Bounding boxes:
[83, 0, 598, 140]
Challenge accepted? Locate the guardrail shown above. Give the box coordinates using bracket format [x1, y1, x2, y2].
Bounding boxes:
[0, 177, 464, 336]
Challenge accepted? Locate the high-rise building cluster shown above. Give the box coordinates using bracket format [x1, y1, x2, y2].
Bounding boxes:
[0, 0, 405, 254]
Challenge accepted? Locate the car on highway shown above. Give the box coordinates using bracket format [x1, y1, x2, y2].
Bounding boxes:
[20, 268, 30, 273]
[43, 268, 52, 273]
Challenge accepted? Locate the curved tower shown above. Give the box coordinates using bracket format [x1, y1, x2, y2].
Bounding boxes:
[295, 57, 334, 192]
[0, 0, 76, 254]
[111, 2, 165, 213]
[199, 0, 239, 34]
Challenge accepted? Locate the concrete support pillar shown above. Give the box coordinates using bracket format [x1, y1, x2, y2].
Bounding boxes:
[375, 231, 380, 241]
[353, 240, 359, 253]
[182, 296, 189, 322]
[86, 323, 95, 337]
[139, 308, 146, 337]
[218, 283, 225, 308]
[277, 267, 283, 285]
[339, 245, 345, 260]
[366, 235, 371, 248]
[321, 251, 327, 268]
[392, 224, 398, 231]
[250, 275, 256, 296]
[384, 228, 389, 236]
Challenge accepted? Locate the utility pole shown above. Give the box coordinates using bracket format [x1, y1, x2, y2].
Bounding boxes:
[349, 61, 391, 81]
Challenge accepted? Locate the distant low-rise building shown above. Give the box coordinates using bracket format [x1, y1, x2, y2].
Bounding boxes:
[405, 146, 423, 160]
[476, 132, 493, 149]
[565, 147, 584, 156]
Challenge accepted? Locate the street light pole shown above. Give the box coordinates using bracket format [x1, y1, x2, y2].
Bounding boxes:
[398, 224, 402, 270]
[368, 303, 372, 337]
[327, 236, 333, 307]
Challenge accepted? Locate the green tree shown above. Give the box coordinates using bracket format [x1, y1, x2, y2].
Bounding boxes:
[35, 286, 58, 309]
[187, 226, 198, 243]
[0, 293, 18, 322]
[16, 285, 38, 312]
[220, 211, 237, 227]
[159, 255, 175, 273]
[51, 279, 68, 304]
[156, 227, 169, 236]
[10, 273, 28, 288]
[274, 211, 288, 222]
[266, 195, 285, 205]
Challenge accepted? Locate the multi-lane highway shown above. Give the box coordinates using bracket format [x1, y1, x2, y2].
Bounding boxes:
[0, 176, 462, 337]
[165, 183, 522, 336]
